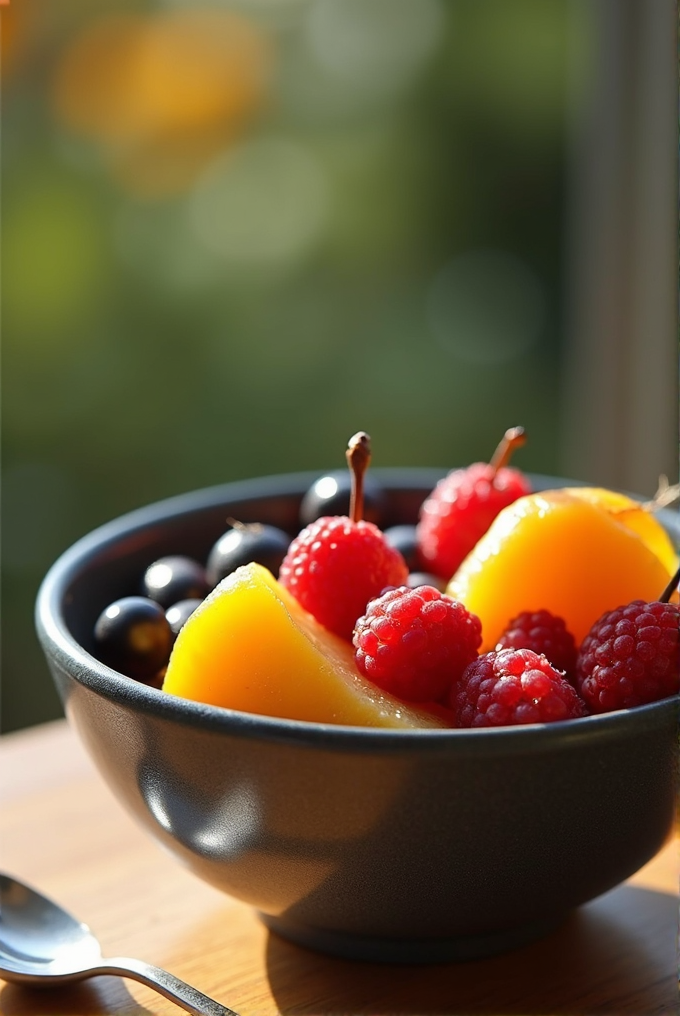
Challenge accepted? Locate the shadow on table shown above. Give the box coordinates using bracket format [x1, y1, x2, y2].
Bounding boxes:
[0, 975, 156, 1016]
[265, 885, 677, 1016]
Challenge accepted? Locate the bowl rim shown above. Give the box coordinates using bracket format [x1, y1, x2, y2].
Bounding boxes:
[35, 468, 680, 753]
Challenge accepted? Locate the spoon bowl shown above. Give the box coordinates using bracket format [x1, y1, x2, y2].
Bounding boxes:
[0, 874, 101, 979]
[0, 874, 236, 1016]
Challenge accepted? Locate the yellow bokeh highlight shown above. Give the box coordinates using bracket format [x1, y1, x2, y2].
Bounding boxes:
[1, 3, 33, 79]
[52, 10, 272, 197]
[3, 174, 107, 345]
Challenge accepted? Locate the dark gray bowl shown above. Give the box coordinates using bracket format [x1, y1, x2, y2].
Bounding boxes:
[35, 470, 679, 963]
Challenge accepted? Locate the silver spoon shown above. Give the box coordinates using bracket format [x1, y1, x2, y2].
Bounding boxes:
[0, 874, 238, 1016]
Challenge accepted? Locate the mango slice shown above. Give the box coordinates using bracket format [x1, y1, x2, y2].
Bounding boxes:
[563, 487, 678, 574]
[447, 489, 677, 652]
[163, 563, 444, 728]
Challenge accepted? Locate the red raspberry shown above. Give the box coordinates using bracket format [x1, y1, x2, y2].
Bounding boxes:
[452, 648, 587, 727]
[496, 610, 577, 680]
[353, 585, 482, 703]
[279, 516, 408, 642]
[417, 461, 530, 580]
[575, 600, 680, 713]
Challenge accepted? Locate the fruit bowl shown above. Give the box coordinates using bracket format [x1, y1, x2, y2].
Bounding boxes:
[35, 470, 680, 963]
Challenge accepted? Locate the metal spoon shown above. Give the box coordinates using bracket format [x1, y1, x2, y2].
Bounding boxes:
[0, 874, 238, 1016]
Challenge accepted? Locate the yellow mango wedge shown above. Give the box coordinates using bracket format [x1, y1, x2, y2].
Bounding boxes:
[563, 487, 678, 574]
[163, 562, 444, 728]
[447, 488, 677, 652]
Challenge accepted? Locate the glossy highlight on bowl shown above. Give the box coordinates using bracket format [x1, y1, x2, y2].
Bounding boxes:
[35, 470, 680, 963]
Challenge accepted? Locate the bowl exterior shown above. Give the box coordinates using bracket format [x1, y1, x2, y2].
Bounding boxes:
[36, 472, 680, 961]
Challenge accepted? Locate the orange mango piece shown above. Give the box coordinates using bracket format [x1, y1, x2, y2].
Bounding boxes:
[163, 563, 444, 728]
[562, 487, 678, 574]
[447, 489, 677, 652]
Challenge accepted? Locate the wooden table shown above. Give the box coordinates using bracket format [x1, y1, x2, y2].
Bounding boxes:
[0, 720, 677, 1016]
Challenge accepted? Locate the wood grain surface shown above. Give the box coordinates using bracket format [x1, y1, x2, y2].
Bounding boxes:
[0, 719, 677, 1016]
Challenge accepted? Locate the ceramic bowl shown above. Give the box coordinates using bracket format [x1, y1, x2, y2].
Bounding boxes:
[35, 470, 679, 963]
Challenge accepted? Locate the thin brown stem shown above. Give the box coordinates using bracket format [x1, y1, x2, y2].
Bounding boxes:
[488, 427, 526, 478]
[658, 565, 680, 604]
[346, 432, 371, 523]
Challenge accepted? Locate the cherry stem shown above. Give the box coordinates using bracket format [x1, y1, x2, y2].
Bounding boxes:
[658, 564, 680, 604]
[346, 431, 371, 523]
[642, 475, 680, 512]
[489, 426, 526, 478]
[226, 518, 262, 533]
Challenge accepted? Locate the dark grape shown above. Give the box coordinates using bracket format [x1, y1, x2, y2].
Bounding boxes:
[166, 598, 203, 636]
[142, 555, 209, 609]
[206, 523, 290, 586]
[383, 525, 420, 571]
[94, 596, 173, 680]
[299, 471, 386, 527]
[406, 572, 447, 592]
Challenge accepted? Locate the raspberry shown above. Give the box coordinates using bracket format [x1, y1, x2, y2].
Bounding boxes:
[416, 429, 531, 580]
[279, 516, 408, 642]
[353, 585, 482, 703]
[575, 599, 680, 713]
[496, 610, 577, 680]
[452, 648, 587, 727]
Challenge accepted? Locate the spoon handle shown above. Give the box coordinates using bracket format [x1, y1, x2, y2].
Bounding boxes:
[97, 957, 239, 1016]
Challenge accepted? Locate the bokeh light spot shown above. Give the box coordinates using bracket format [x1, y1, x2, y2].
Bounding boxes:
[3, 176, 107, 344]
[114, 201, 220, 294]
[189, 137, 329, 267]
[52, 10, 272, 197]
[426, 250, 545, 365]
[306, 0, 444, 98]
[441, 0, 576, 138]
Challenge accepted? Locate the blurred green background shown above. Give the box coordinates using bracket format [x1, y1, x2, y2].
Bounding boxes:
[2, 0, 676, 733]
